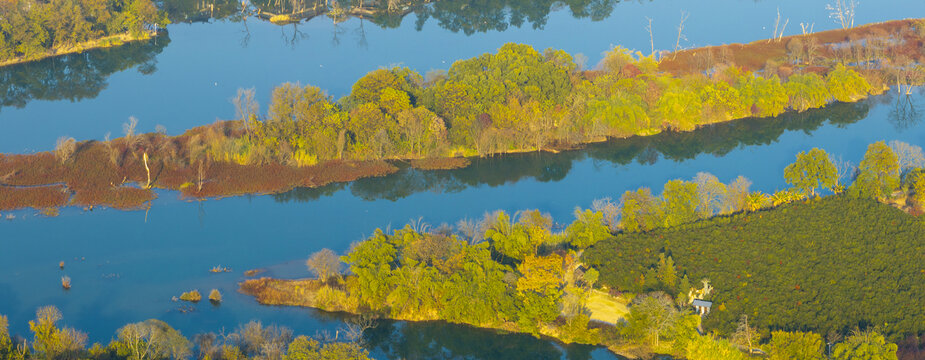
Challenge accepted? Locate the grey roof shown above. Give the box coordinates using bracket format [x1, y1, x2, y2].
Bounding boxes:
[692, 299, 713, 307]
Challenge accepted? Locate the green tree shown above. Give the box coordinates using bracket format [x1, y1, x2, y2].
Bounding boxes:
[484, 211, 534, 260]
[29, 306, 87, 360]
[113, 319, 191, 360]
[342, 230, 397, 310]
[685, 335, 748, 360]
[784, 148, 838, 196]
[444, 43, 573, 114]
[566, 208, 611, 248]
[655, 253, 678, 289]
[622, 292, 680, 348]
[831, 330, 898, 360]
[515, 255, 564, 334]
[905, 169, 925, 206]
[656, 80, 703, 131]
[284, 336, 371, 360]
[386, 264, 441, 319]
[620, 188, 664, 232]
[826, 63, 871, 103]
[768, 330, 824, 360]
[784, 73, 830, 112]
[440, 243, 516, 325]
[851, 141, 900, 199]
[0, 315, 11, 360]
[661, 179, 699, 227]
[737, 74, 788, 117]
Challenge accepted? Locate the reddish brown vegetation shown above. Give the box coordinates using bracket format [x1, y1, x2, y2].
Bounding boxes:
[408, 157, 471, 170]
[0, 122, 398, 211]
[900, 334, 925, 360]
[0, 185, 68, 210]
[239, 277, 320, 307]
[659, 19, 923, 75]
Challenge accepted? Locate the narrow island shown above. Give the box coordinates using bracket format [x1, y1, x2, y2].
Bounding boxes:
[0, 0, 167, 67]
[1, 19, 924, 212]
[241, 140, 925, 359]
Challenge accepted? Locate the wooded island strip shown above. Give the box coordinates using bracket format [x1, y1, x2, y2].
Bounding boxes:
[1, 19, 923, 211]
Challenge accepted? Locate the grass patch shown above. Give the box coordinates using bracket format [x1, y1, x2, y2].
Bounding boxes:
[408, 157, 471, 170]
[583, 290, 629, 326]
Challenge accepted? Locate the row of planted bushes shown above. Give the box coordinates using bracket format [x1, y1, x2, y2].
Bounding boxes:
[585, 140, 925, 342]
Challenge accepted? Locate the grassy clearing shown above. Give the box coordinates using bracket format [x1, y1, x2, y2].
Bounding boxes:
[584, 290, 629, 325]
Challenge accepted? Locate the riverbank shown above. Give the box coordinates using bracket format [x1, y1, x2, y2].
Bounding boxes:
[0, 32, 161, 68]
[236, 140, 921, 359]
[239, 276, 641, 354]
[1, 19, 922, 212]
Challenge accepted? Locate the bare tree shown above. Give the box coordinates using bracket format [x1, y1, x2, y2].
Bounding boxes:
[54, 137, 77, 164]
[888, 93, 922, 131]
[889, 140, 925, 175]
[591, 197, 621, 232]
[830, 154, 854, 189]
[674, 11, 690, 53]
[233, 88, 260, 138]
[724, 176, 752, 213]
[229, 321, 291, 360]
[770, 8, 789, 42]
[341, 314, 376, 345]
[193, 333, 219, 360]
[123, 116, 140, 150]
[731, 314, 759, 353]
[826, 0, 857, 30]
[800, 22, 815, 35]
[693, 172, 727, 218]
[631, 292, 680, 347]
[306, 249, 341, 282]
[645, 17, 655, 56]
[409, 216, 431, 234]
[456, 217, 485, 245]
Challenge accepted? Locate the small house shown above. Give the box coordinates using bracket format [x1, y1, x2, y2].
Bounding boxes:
[692, 299, 712, 316]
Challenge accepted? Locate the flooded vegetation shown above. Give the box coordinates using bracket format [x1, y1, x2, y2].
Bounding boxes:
[4, 0, 925, 359]
[2, 20, 921, 212]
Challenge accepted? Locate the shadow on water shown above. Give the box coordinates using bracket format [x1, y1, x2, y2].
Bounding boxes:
[0, 36, 170, 112]
[274, 99, 871, 203]
[162, 0, 624, 34]
[363, 319, 622, 360]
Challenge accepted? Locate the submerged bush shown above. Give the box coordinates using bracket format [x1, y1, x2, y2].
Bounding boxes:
[209, 289, 222, 303]
[179, 290, 202, 303]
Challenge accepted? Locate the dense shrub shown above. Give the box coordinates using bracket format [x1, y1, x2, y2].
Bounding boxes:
[585, 195, 925, 339]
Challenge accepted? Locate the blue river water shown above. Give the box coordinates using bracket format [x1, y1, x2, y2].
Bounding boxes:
[1, 0, 925, 358]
